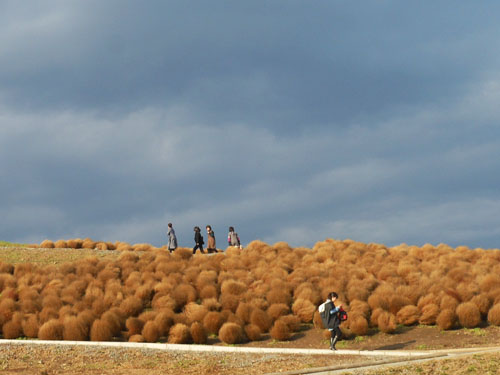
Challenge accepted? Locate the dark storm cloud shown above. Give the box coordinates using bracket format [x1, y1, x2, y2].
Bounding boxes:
[1, 1, 500, 249]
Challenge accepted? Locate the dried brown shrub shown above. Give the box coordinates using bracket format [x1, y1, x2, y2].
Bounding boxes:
[120, 296, 143, 316]
[487, 304, 500, 326]
[250, 308, 272, 333]
[244, 324, 261, 341]
[348, 300, 371, 319]
[89, 318, 113, 341]
[280, 314, 301, 332]
[200, 285, 218, 300]
[142, 321, 159, 343]
[168, 323, 191, 344]
[39, 307, 59, 324]
[471, 294, 491, 316]
[270, 319, 291, 341]
[63, 315, 89, 341]
[82, 239, 96, 249]
[267, 303, 289, 321]
[220, 293, 239, 312]
[101, 311, 122, 337]
[172, 284, 197, 308]
[377, 311, 397, 333]
[202, 298, 221, 312]
[235, 302, 253, 323]
[436, 309, 457, 330]
[203, 311, 224, 335]
[348, 315, 369, 336]
[221, 280, 247, 296]
[38, 319, 63, 340]
[440, 295, 460, 311]
[190, 322, 207, 344]
[456, 302, 481, 328]
[129, 334, 145, 342]
[389, 295, 411, 315]
[66, 239, 82, 249]
[313, 310, 323, 328]
[40, 240, 55, 248]
[3, 319, 23, 339]
[219, 322, 244, 344]
[480, 274, 500, 293]
[22, 314, 39, 338]
[184, 302, 208, 324]
[367, 294, 390, 311]
[154, 310, 174, 337]
[54, 240, 68, 248]
[266, 289, 292, 306]
[291, 298, 316, 323]
[396, 305, 420, 326]
[419, 304, 439, 325]
[126, 317, 145, 336]
[138, 311, 157, 323]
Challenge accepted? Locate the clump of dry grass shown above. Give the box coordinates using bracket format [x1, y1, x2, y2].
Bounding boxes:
[142, 321, 159, 343]
[38, 319, 64, 340]
[267, 303, 289, 321]
[419, 304, 440, 325]
[250, 308, 272, 333]
[168, 323, 191, 344]
[244, 324, 261, 341]
[190, 322, 207, 344]
[436, 309, 457, 330]
[396, 305, 420, 326]
[487, 304, 500, 326]
[291, 298, 316, 323]
[63, 315, 89, 341]
[347, 315, 368, 336]
[270, 319, 291, 341]
[90, 318, 113, 341]
[219, 322, 244, 344]
[203, 311, 224, 335]
[378, 311, 397, 333]
[456, 302, 481, 328]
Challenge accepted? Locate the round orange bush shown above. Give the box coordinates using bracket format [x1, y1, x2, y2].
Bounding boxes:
[219, 322, 244, 344]
[38, 319, 64, 340]
[436, 309, 456, 330]
[250, 308, 272, 333]
[348, 315, 368, 336]
[456, 302, 481, 328]
[63, 316, 89, 341]
[203, 311, 224, 335]
[244, 324, 261, 341]
[22, 314, 39, 338]
[377, 311, 397, 333]
[396, 305, 420, 326]
[168, 323, 191, 344]
[90, 319, 113, 341]
[487, 303, 500, 326]
[291, 298, 315, 323]
[419, 304, 439, 325]
[270, 319, 291, 341]
[142, 321, 159, 343]
[190, 322, 207, 344]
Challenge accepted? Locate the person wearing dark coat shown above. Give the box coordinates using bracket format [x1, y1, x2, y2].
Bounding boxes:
[192, 226, 205, 254]
[318, 292, 342, 350]
[206, 225, 217, 253]
[167, 223, 177, 253]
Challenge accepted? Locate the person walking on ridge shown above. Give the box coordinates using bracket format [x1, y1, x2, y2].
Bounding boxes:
[193, 226, 205, 254]
[167, 223, 177, 253]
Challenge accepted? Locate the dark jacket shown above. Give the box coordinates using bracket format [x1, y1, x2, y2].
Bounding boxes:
[194, 231, 204, 245]
[318, 300, 340, 329]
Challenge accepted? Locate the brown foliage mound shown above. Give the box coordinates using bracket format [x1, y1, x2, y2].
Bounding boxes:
[203, 311, 224, 335]
[267, 303, 290, 320]
[22, 314, 39, 338]
[270, 319, 291, 341]
[348, 315, 369, 336]
[63, 316, 89, 341]
[456, 302, 481, 328]
[142, 321, 159, 343]
[244, 324, 261, 341]
[291, 298, 315, 323]
[378, 311, 397, 333]
[436, 309, 456, 330]
[419, 304, 440, 325]
[38, 319, 64, 340]
[168, 323, 191, 344]
[219, 322, 244, 344]
[487, 304, 500, 326]
[90, 319, 113, 341]
[250, 308, 272, 333]
[396, 305, 420, 326]
[190, 322, 207, 344]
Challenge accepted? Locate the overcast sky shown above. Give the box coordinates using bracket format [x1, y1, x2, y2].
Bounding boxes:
[1, 1, 500, 249]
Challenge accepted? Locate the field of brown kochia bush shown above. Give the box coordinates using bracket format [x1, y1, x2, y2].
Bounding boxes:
[1, 238, 500, 345]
